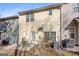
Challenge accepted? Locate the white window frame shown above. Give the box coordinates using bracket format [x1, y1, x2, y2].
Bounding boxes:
[26, 13, 34, 22]
[68, 26, 76, 45]
[74, 4, 79, 12]
[68, 26, 76, 39]
[44, 31, 56, 42]
[31, 31, 35, 42]
[49, 9, 52, 15]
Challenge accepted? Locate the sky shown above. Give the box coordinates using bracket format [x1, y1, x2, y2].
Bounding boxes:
[0, 3, 54, 17]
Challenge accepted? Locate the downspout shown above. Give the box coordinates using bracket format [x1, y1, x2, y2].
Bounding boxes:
[60, 4, 63, 49]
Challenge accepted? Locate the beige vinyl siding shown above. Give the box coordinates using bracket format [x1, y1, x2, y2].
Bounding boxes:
[19, 8, 60, 43]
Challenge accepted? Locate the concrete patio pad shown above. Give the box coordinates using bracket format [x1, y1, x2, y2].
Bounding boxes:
[63, 46, 79, 52]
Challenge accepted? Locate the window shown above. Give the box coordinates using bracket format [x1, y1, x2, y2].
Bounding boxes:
[77, 3, 79, 6]
[49, 9, 52, 15]
[69, 27, 75, 39]
[44, 32, 49, 39]
[69, 33, 74, 39]
[50, 32, 56, 41]
[11, 19, 16, 25]
[26, 14, 29, 22]
[69, 27, 74, 33]
[31, 31, 35, 42]
[30, 13, 34, 21]
[74, 4, 79, 12]
[26, 13, 34, 22]
[44, 32, 56, 41]
[74, 7, 79, 12]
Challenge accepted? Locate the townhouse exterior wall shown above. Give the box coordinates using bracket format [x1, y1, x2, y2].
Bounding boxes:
[19, 7, 61, 44]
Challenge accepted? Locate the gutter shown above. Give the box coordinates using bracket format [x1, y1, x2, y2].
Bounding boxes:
[60, 3, 63, 49]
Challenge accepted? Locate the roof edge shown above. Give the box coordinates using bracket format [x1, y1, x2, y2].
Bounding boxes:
[0, 15, 18, 21]
[18, 3, 62, 15]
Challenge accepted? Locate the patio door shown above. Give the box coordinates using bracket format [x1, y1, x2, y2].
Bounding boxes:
[68, 26, 76, 45]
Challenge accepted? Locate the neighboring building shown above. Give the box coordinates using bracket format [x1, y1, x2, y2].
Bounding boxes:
[0, 16, 19, 45]
[61, 3, 79, 47]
